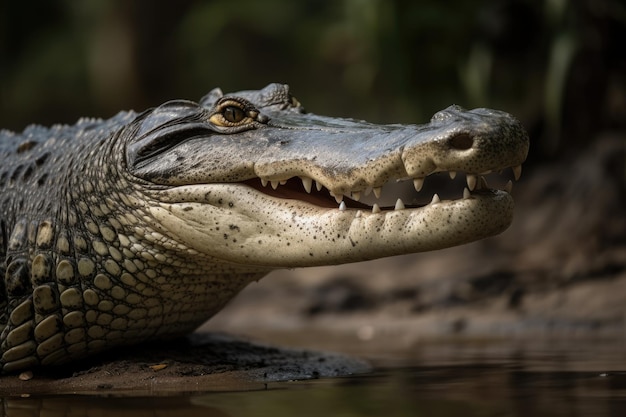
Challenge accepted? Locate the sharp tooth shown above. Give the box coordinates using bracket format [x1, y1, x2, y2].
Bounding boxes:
[480, 170, 492, 175]
[355, 210, 362, 218]
[505, 180, 513, 193]
[333, 193, 344, 204]
[271, 180, 279, 190]
[279, 180, 287, 185]
[394, 198, 405, 210]
[301, 177, 313, 193]
[466, 174, 477, 191]
[351, 191, 361, 201]
[364, 187, 372, 196]
[339, 201, 347, 211]
[261, 178, 268, 187]
[413, 178, 424, 192]
[463, 187, 471, 199]
[512, 165, 522, 181]
[315, 181, 323, 192]
[478, 176, 488, 190]
[372, 203, 381, 214]
[430, 194, 440, 204]
[373, 187, 382, 199]
[449, 171, 457, 180]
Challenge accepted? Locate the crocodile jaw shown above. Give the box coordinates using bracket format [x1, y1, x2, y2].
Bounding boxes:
[150, 182, 514, 268]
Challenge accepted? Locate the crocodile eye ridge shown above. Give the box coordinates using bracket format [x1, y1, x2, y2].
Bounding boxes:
[209, 98, 261, 128]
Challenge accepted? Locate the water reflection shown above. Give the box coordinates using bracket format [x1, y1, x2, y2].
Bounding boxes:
[2, 364, 625, 417]
[198, 367, 626, 417]
[1, 396, 228, 417]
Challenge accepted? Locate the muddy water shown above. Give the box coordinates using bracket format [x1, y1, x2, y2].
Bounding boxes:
[203, 366, 626, 417]
[1, 343, 625, 417]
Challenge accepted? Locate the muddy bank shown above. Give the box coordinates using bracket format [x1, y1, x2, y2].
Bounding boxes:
[0, 332, 370, 396]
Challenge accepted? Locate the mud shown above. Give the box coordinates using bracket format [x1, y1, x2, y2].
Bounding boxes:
[0, 333, 370, 396]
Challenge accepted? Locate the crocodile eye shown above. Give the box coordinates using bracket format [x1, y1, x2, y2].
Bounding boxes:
[223, 106, 245, 123]
[208, 98, 263, 129]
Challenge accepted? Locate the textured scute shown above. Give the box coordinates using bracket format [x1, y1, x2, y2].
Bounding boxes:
[0, 216, 260, 372]
[0, 84, 528, 373]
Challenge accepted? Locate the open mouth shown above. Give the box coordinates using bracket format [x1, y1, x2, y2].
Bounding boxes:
[243, 165, 522, 214]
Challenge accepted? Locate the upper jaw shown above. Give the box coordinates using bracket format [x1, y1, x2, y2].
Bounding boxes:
[244, 106, 528, 213]
[249, 105, 528, 191]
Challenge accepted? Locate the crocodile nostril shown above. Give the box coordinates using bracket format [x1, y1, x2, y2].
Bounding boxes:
[449, 134, 473, 150]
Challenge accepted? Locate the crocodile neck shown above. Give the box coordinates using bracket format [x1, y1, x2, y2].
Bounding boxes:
[1, 123, 266, 367]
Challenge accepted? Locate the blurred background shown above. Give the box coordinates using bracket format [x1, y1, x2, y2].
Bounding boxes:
[1, 0, 625, 356]
[2, 0, 624, 157]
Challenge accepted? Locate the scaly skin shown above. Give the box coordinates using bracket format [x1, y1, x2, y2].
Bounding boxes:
[0, 84, 529, 373]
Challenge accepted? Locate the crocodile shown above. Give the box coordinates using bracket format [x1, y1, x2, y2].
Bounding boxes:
[0, 83, 529, 373]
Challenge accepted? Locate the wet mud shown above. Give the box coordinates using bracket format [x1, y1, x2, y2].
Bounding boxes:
[0, 333, 370, 396]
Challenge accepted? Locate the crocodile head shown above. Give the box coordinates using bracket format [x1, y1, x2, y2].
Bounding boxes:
[124, 83, 528, 269]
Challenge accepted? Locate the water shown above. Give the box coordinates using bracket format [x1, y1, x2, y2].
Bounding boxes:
[200, 367, 626, 417]
[2, 344, 625, 416]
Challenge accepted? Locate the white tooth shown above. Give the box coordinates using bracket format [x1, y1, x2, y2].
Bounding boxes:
[463, 187, 471, 199]
[339, 201, 347, 211]
[271, 180, 279, 190]
[261, 178, 268, 187]
[351, 191, 361, 201]
[512, 165, 522, 181]
[373, 187, 382, 199]
[413, 178, 424, 192]
[394, 198, 405, 210]
[505, 180, 513, 193]
[466, 174, 477, 191]
[279, 180, 287, 185]
[301, 177, 313, 193]
[355, 210, 362, 218]
[333, 193, 344, 204]
[478, 176, 488, 190]
[449, 171, 457, 180]
[315, 181, 323, 192]
[430, 194, 440, 204]
[480, 170, 492, 175]
[372, 203, 381, 214]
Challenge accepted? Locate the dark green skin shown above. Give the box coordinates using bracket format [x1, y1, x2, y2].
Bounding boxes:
[0, 84, 529, 373]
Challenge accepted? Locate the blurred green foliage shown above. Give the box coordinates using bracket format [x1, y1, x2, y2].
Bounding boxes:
[1, 0, 624, 160]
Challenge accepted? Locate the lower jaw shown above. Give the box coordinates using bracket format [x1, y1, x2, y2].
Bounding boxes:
[152, 185, 514, 268]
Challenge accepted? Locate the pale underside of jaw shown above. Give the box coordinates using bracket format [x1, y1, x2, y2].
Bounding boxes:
[152, 174, 518, 267]
[150, 165, 521, 267]
[245, 164, 523, 215]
